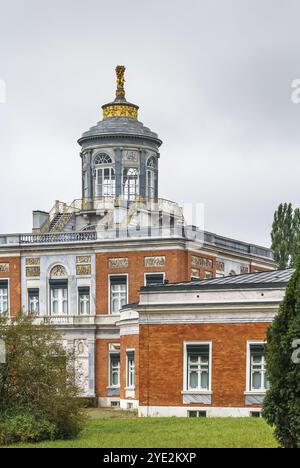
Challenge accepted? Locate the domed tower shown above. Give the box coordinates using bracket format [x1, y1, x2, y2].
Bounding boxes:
[78, 66, 162, 205]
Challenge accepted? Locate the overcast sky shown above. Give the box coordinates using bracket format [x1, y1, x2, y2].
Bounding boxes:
[0, 0, 300, 247]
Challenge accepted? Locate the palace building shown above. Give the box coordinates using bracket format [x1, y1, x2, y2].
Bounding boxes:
[0, 66, 277, 415]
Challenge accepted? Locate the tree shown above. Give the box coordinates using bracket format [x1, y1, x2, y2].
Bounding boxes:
[0, 313, 84, 440]
[291, 208, 300, 266]
[263, 257, 300, 448]
[271, 203, 294, 269]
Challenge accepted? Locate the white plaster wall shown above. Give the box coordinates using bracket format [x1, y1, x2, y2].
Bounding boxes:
[138, 406, 257, 418]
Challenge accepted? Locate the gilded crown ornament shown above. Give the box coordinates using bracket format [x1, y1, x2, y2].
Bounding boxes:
[102, 66, 139, 120]
[116, 65, 126, 99]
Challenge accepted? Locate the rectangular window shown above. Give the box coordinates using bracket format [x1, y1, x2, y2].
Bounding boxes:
[188, 410, 207, 418]
[78, 287, 90, 315]
[50, 280, 68, 316]
[126, 350, 135, 388]
[28, 288, 39, 315]
[109, 353, 120, 387]
[186, 344, 210, 391]
[110, 276, 127, 315]
[145, 273, 165, 286]
[0, 280, 8, 315]
[249, 344, 269, 391]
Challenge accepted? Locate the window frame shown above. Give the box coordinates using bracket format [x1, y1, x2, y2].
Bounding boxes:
[122, 167, 140, 201]
[0, 279, 9, 316]
[144, 272, 165, 287]
[246, 341, 268, 393]
[126, 349, 135, 389]
[27, 288, 40, 315]
[183, 341, 212, 393]
[108, 274, 128, 316]
[49, 281, 69, 316]
[95, 166, 116, 198]
[77, 286, 91, 316]
[109, 352, 121, 388]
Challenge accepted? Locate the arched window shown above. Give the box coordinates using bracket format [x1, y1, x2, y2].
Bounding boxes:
[123, 168, 139, 201]
[94, 153, 112, 165]
[94, 153, 115, 197]
[146, 156, 156, 198]
[49, 265, 68, 316]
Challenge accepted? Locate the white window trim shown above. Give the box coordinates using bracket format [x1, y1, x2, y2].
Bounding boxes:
[77, 286, 91, 316]
[108, 273, 129, 316]
[125, 348, 135, 390]
[108, 351, 121, 389]
[0, 278, 10, 317]
[144, 272, 165, 286]
[27, 288, 40, 315]
[183, 341, 212, 394]
[50, 286, 69, 316]
[47, 264, 69, 317]
[245, 341, 267, 394]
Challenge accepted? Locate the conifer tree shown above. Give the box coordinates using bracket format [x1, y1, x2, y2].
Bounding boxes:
[263, 258, 300, 448]
[271, 203, 294, 268]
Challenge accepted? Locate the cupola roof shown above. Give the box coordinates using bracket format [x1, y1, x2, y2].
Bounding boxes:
[78, 66, 161, 146]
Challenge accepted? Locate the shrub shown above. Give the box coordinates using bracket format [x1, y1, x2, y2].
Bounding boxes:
[0, 314, 85, 442]
[0, 414, 57, 445]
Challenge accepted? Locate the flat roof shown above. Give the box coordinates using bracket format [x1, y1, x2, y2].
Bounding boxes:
[141, 268, 294, 292]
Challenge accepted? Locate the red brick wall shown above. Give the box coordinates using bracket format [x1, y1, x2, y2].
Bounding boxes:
[95, 250, 190, 314]
[0, 256, 21, 317]
[120, 334, 139, 400]
[139, 323, 270, 408]
[95, 338, 120, 398]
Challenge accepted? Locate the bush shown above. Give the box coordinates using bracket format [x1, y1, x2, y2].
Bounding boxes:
[0, 314, 85, 441]
[0, 414, 57, 445]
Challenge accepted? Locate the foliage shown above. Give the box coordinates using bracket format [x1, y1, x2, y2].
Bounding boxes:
[263, 257, 300, 448]
[0, 313, 85, 443]
[271, 202, 295, 268]
[0, 413, 56, 445]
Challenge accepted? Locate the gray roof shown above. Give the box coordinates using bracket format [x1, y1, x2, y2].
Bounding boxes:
[142, 269, 294, 292]
[78, 117, 161, 144]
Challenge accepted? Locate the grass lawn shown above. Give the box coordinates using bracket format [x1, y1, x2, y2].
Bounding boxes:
[5, 410, 278, 448]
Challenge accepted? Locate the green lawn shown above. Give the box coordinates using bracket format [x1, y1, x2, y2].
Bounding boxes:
[5, 413, 277, 448]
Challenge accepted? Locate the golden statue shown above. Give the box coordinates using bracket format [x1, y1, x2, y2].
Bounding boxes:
[116, 65, 126, 98]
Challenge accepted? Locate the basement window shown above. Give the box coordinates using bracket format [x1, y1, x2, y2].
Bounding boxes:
[110, 401, 120, 408]
[188, 411, 207, 418]
[250, 411, 262, 418]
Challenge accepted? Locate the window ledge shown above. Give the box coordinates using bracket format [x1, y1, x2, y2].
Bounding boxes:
[125, 386, 135, 391]
[106, 386, 120, 390]
[244, 391, 266, 396]
[181, 390, 212, 395]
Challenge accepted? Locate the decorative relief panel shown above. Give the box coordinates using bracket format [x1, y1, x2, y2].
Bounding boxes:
[76, 265, 91, 276]
[0, 263, 9, 273]
[216, 260, 225, 272]
[241, 265, 250, 274]
[108, 258, 128, 269]
[191, 256, 213, 269]
[26, 267, 40, 277]
[123, 150, 139, 163]
[144, 256, 166, 267]
[26, 258, 40, 266]
[50, 265, 67, 277]
[76, 256, 91, 265]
